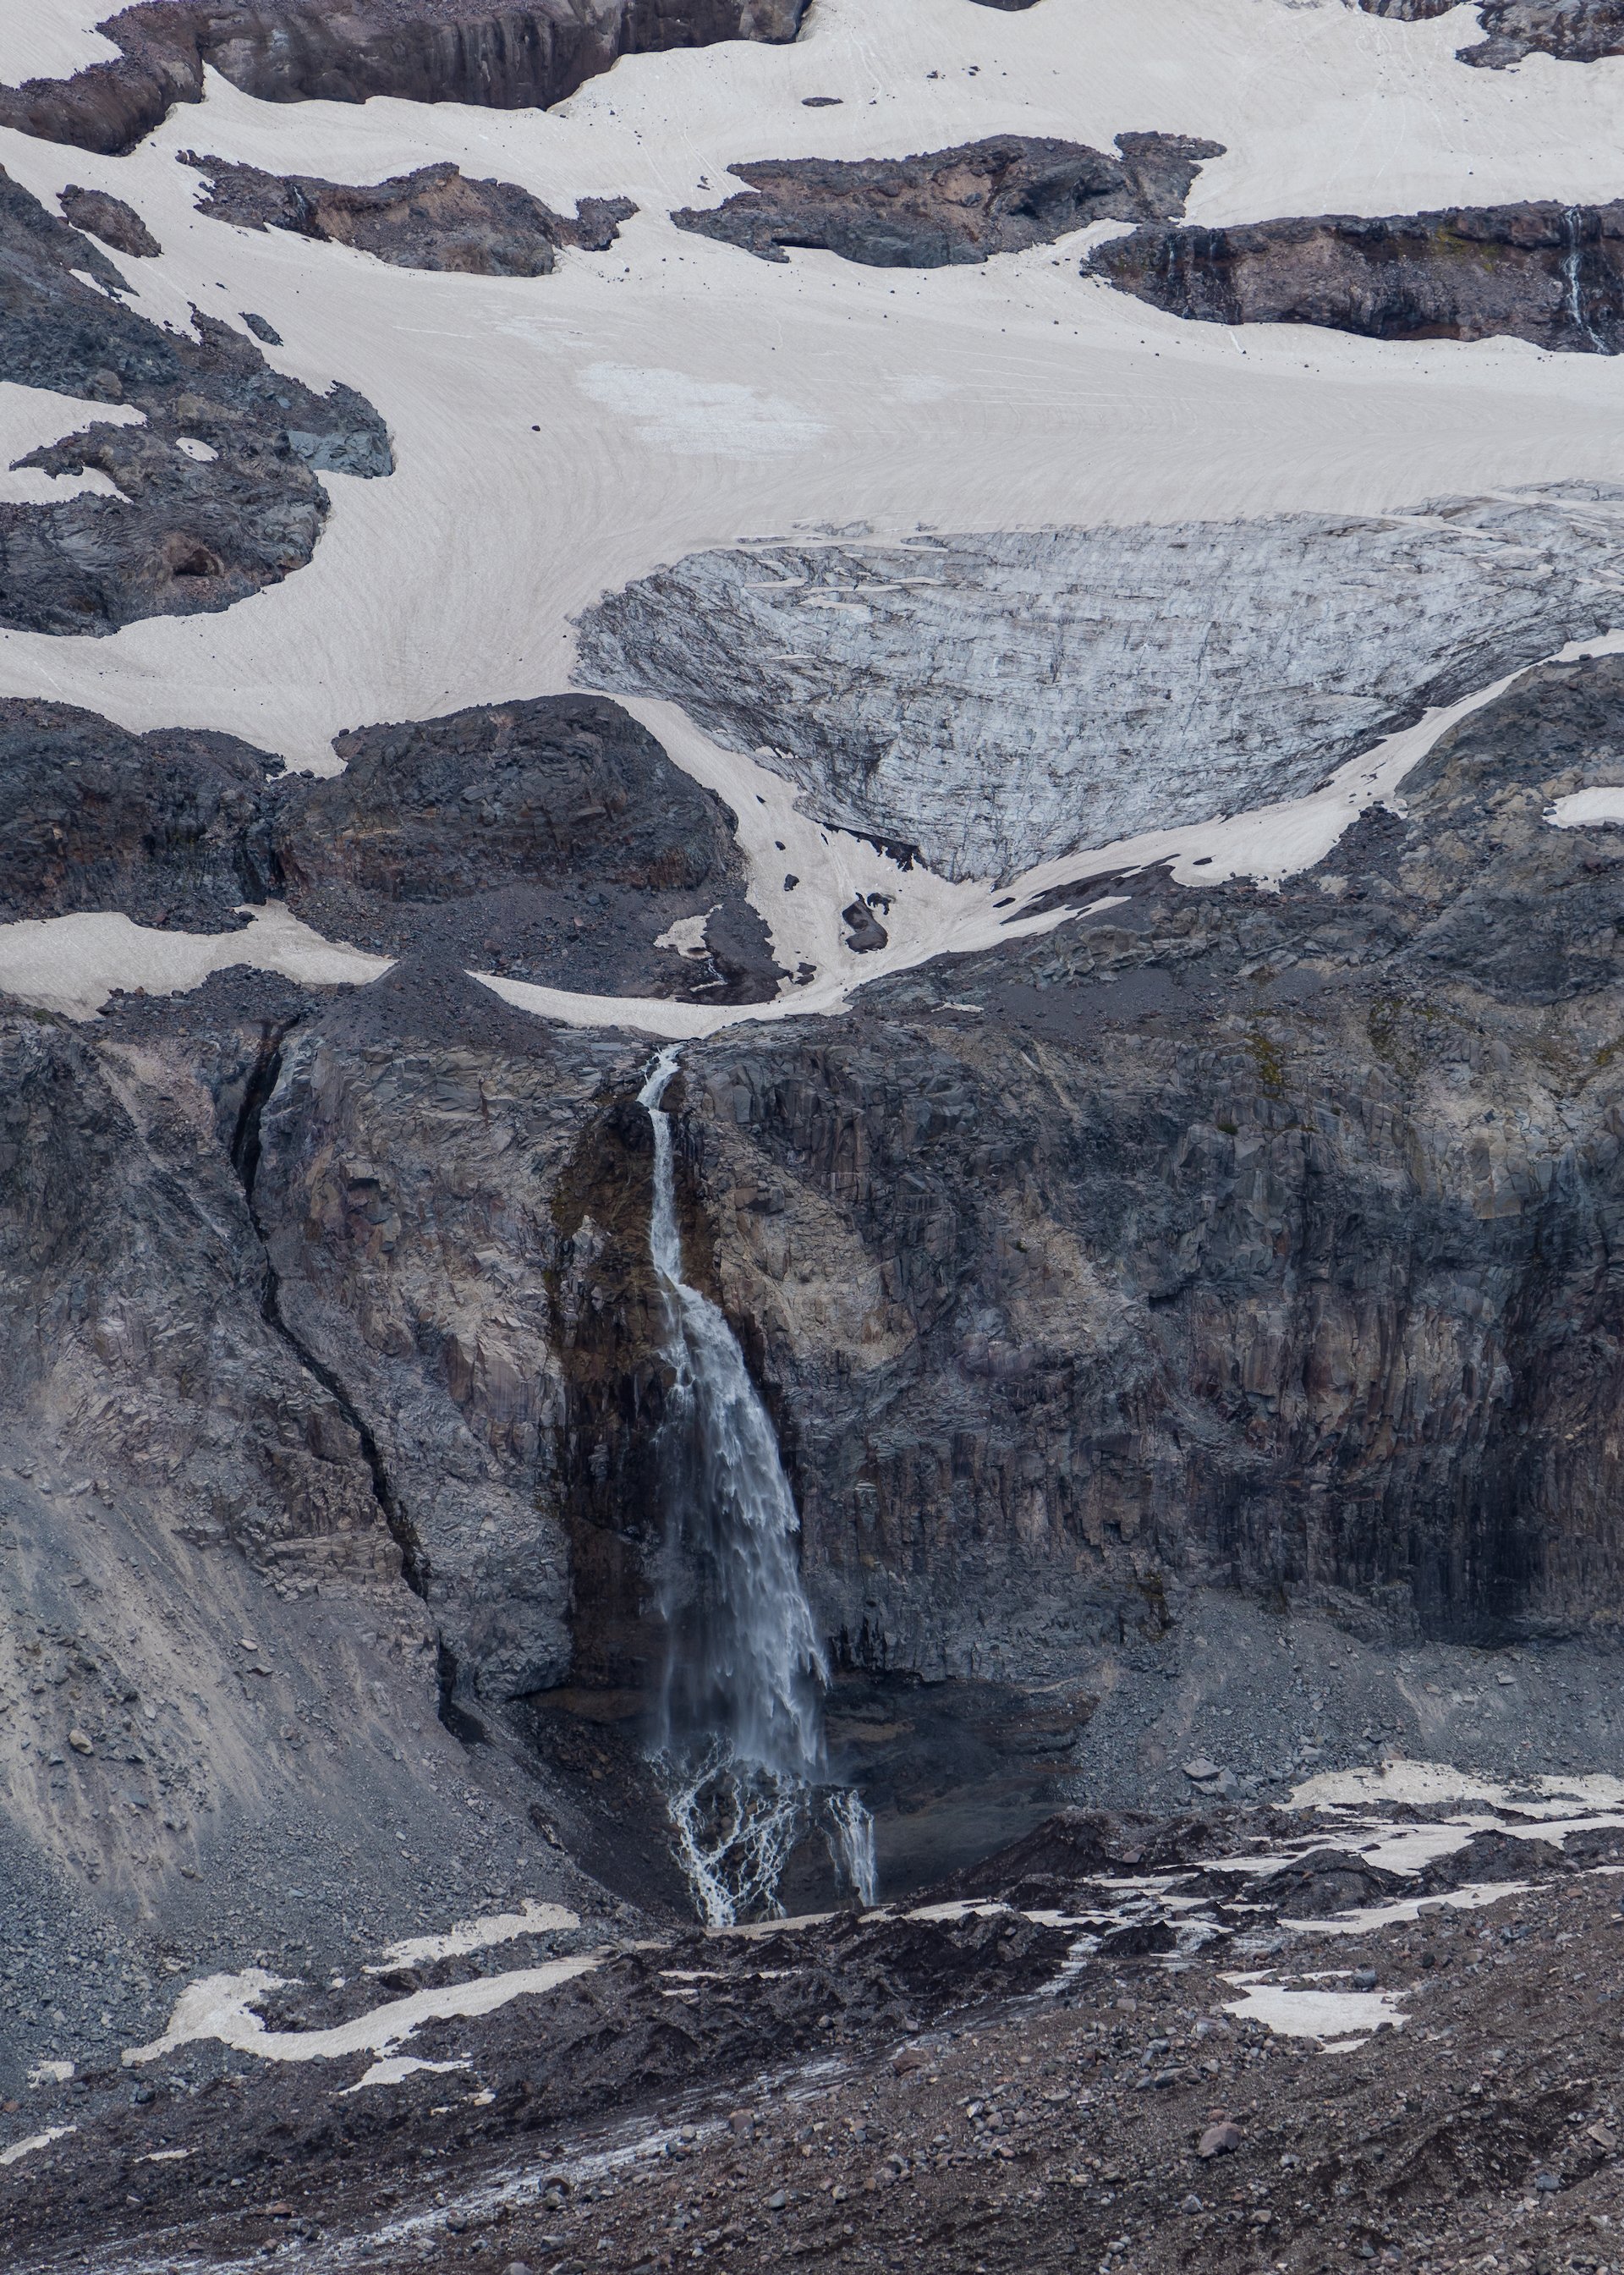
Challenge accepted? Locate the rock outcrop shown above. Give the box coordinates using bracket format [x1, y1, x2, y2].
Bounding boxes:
[263, 693, 784, 1002]
[672, 131, 1222, 267]
[1358, 0, 1624, 68]
[576, 486, 1624, 881]
[0, 690, 782, 1003]
[1089, 201, 1624, 354]
[183, 153, 634, 277]
[0, 0, 811, 157]
[0, 165, 391, 636]
[58, 183, 159, 256]
[0, 698, 279, 929]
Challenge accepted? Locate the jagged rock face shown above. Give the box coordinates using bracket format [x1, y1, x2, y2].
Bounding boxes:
[672, 132, 1222, 268]
[183, 153, 634, 277]
[0, 0, 811, 157]
[0, 1013, 395, 1584]
[244, 1000, 650, 1706]
[58, 184, 159, 256]
[562, 653, 1624, 1678]
[1091, 202, 1624, 354]
[265, 694, 783, 1003]
[0, 697, 278, 929]
[0, 166, 391, 636]
[576, 486, 1624, 882]
[1358, 0, 1624, 68]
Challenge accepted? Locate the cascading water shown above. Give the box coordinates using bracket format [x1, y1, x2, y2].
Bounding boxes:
[638, 1046, 878, 1926]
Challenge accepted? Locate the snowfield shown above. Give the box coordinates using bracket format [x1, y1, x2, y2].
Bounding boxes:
[0, 0, 1622, 1023]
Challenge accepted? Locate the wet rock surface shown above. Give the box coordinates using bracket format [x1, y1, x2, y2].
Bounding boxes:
[0, 0, 811, 157]
[183, 151, 634, 276]
[577, 485, 1624, 880]
[1359, 0, 1624, 68]
[672, 131, 1221, 268]
[1090, 200, 1624, 354]
[0, 163, 391, 635]
[575, 651, 1624, 1685]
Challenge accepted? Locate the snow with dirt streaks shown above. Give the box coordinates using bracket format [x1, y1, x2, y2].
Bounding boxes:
[123, 1957, 601, 2069]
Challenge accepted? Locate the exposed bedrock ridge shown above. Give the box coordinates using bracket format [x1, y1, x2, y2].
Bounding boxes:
[0, 165, 390, 637]
[1358, 0, 1624, 68]
[0, 0, 811, 157]
[1089, 201, 1624, 355]
[557, 651, 1624, 1691]
[0, 691, 782, 1004]
[671, 131, 1224, 269]
[575, 484, 1624, 883]
[182, 152, 634, 278]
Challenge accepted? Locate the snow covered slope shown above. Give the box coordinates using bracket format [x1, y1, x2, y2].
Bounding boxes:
[0, 0, 1623, 1016]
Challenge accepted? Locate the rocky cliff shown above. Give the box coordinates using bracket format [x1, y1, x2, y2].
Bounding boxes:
[8, 640, 1624, 1986]
[0, 0, 811, 157]
[1090, 201, 1624, 355]
[576, 651, 1624, 1687]
[672, 132, 1222, 269]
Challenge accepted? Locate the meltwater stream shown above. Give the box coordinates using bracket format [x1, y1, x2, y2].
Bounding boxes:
[638, 1047, 878, 1926]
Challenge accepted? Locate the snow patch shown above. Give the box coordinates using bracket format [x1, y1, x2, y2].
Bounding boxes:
[1222, 1976, 1408, 2041]
[0, 904, 392, 1019]
[343, 2056, 470, 2092]
[576, 365, 826, 458]
[367, 1899, 579, 1972]
[0, 2126, 75, 2168]
[1547, 788, 1624, 828]
[123, 1954, 601, 2068]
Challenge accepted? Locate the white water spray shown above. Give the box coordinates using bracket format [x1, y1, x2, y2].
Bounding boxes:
[638, 1045, 878, 1925]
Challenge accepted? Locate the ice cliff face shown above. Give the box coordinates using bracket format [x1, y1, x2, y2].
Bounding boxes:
[578, 488, 1624, 881]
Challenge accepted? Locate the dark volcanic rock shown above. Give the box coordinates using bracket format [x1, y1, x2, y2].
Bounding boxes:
[1359, 0, 1624, 68]
[58, 181, 159, 255]
[1090, 199, 1624, 353]
[0, 697, 279, 928]
[674, 130, 1223, 267]
[0, 0, 811, 157]
[0, 164, 391, 635]
[183, 152, 634, 276]
[551, 651, 1624, 1689]
[266, 694, 782, 1003]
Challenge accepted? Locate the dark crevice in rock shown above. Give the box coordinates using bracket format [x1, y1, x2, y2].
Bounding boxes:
[673, 130, 1224, 267]
[0, 0, 812, 158]
[436, 1639, 488, 1743]
[1089, 200, 1624, 354]
[1358, 0, 1624, 68]
[227, 1026, 446, 1703]
[0, 164, 391, 635]
[182, 151, 634, 277]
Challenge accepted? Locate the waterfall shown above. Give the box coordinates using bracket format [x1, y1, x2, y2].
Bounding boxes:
[638, 1045, 878, 1925]
[1562, 206, 1607, 352]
